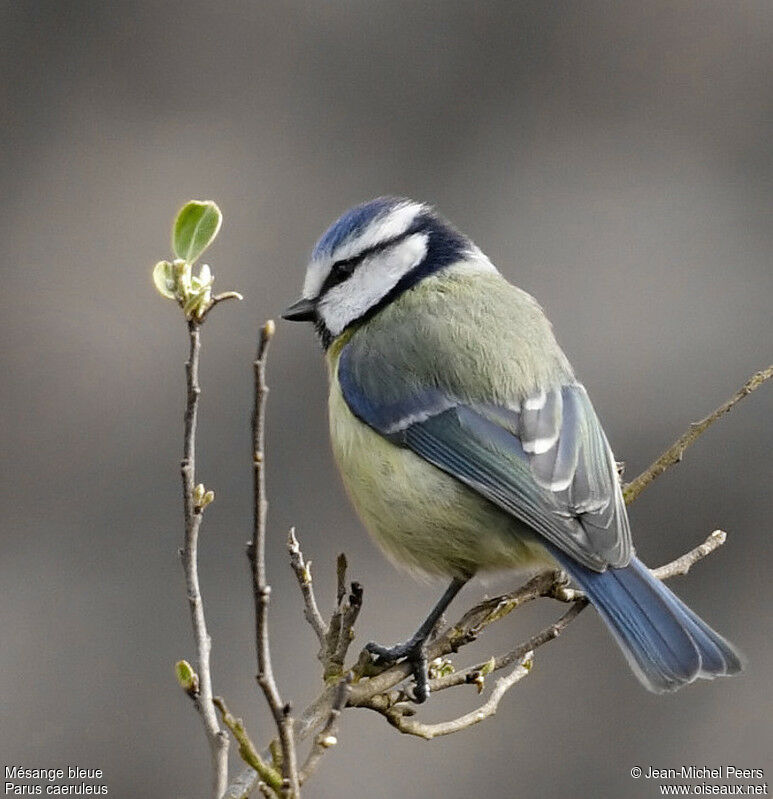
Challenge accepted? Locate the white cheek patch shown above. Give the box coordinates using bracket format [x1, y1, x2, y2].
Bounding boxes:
[317, 233, 429, 336]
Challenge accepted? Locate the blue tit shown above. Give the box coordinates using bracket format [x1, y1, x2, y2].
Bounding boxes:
[283, 197, 743, 702]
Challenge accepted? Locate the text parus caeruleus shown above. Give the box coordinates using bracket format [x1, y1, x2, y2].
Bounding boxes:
[283, 197, 743, 702]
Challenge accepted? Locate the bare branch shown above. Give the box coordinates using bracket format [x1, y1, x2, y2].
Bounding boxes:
[368, 654, 533, 740]
[348, 529, 726, 715]
[624, 366, 772, 504]
[213, 697, 282, 796]
[347, 570, 557, 706]
[336, 553, 347, 606]
[295, 684, 340, 742]
[294, 534, 729, 760]
[178, 319, 229, 798]
[328, 584, 363, 679]
[248, 320, 301, 797]
[300, 676, 351, 784]
[199, 290, 244, 321]
[651, 529, 727, 580]
[321, 554, 364, 680]
[287, 528, 328, 653]
[320, 554, 348, 673]
[221, 767, 259, 799]
[428, 601, 587, 695]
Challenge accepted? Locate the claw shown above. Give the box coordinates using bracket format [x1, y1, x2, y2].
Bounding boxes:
[366, 638, 416, 663]
[411, 648, 430, 703]
[365, 638, 431, 703]
[363, 577, 468, 705]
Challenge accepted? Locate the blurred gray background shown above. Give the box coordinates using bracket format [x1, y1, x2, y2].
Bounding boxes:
[1, 2, 771, 797]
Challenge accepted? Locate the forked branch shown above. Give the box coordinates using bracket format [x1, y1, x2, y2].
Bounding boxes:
[287, 527, 328, 655]
[370, 654, 534, 740]
[348, 529, 725, 738]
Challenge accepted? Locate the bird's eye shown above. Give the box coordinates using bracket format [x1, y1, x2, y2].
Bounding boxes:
[331, 258, 357, 280]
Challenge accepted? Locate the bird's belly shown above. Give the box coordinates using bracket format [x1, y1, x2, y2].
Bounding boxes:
[329, 382, 553, 578]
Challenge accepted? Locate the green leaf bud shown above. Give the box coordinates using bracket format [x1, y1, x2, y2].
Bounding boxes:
[173, 201, 222, 264]
[152, 260, 176, 299]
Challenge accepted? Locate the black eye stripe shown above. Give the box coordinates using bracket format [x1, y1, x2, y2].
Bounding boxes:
[318, 262, 355, 296]
[318, 229, 416, 297]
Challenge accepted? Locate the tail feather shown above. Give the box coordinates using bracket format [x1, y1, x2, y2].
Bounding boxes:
[552, 553, 744, 692]
[666, 590, 745, 677]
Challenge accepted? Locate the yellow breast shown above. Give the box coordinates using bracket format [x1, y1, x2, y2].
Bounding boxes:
[326, 341, 552, 579]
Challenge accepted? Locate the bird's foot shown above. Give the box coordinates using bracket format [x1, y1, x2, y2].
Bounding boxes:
[365, 637, 431, 703]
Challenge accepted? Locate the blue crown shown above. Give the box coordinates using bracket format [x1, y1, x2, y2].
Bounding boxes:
[312, 197, 408, 260]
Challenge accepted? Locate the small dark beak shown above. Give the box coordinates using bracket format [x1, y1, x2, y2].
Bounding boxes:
[281, 296, 317, 322]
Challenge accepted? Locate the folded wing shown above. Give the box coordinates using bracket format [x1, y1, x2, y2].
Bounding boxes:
[339, 345, 632, 572]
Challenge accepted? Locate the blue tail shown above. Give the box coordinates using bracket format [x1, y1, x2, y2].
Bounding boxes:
[551, 553, 744, 692]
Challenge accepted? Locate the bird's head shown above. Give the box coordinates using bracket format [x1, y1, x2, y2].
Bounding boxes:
[282, 197, 495, 347]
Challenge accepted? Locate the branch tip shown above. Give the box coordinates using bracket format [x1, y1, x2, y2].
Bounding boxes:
[624, 366, 772, 504]
[287, 528, 328, 652]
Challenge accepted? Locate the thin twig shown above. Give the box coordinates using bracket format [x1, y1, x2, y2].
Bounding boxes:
[248, 320, 301, 798]
[201, 290, 244, 319]
[321, 554, 364, 680]
[336, 553, 347, 606]
[321, 555, 348, 670]
[287, 528, 328, 654]
[213, 697, 283, 795]
[295, 685, 341, 742]
[369, 654, 533, 740]
[427, 601, 587, 694]
[346, 570, 556, 707]
[623, 366, 773, 504]
[321, 591, 343, 674]
[220, 767, 258, 799]
[328, 583, 364, 679]
[300, 676, 351, 784]
[651, 529, 727, 580]
[179, 319, 229, 798]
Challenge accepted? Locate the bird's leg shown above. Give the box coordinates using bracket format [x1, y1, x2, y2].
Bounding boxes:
[366, 576, 468, 703]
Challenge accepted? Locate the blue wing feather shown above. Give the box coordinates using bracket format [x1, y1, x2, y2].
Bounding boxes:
[407, 406, 609, 569]
[339, 343, 631, 571]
